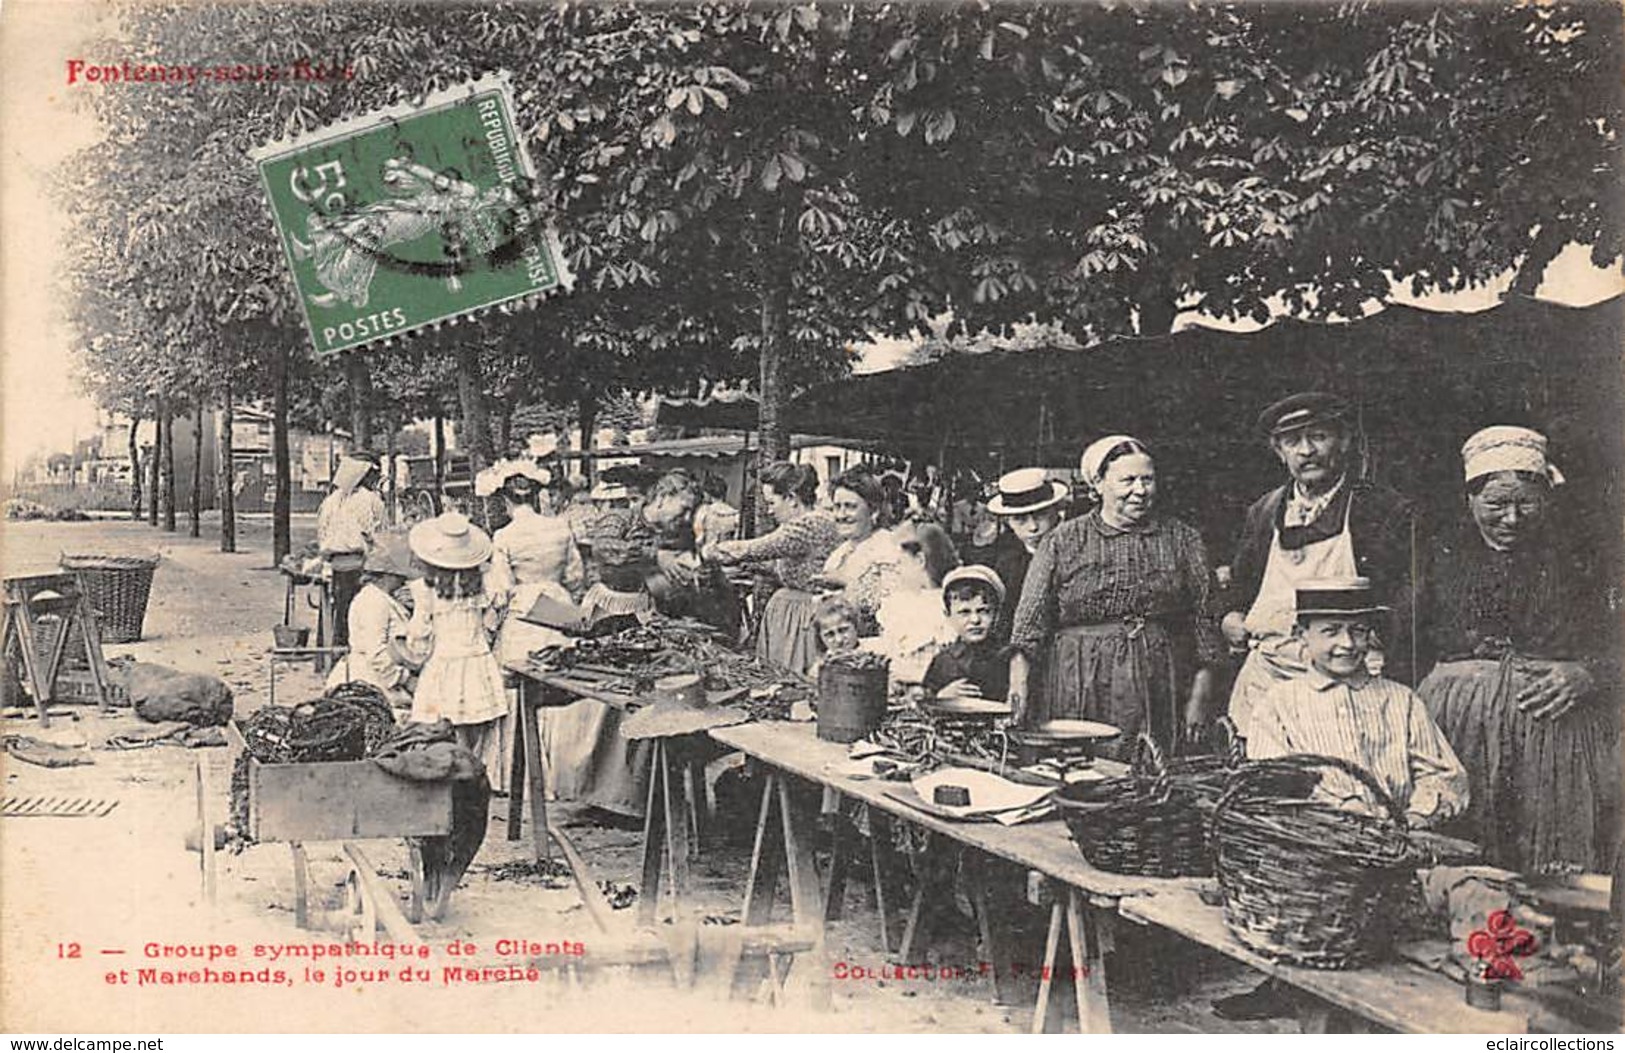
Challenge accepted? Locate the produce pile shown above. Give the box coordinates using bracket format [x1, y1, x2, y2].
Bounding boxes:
[529, 616, 814, 719]
[870, 708, 1011, 771]
[228, 685, 399, 845]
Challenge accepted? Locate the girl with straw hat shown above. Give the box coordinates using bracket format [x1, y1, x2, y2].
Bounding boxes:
[405, 511, 508, 783]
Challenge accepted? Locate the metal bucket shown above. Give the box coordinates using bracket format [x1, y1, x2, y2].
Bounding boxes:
[816, 661, 889, 743]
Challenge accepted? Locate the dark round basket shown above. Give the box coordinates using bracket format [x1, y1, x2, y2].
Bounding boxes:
[1211, 754, 1420, 970]
[1054, 734, 1213, 878]
[60, 553, 159, 644]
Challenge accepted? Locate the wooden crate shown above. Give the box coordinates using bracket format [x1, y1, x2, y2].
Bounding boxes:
[242, 751, 455, 843]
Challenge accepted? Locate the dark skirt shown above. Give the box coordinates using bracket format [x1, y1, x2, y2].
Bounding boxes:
[756, 586, 820, 677]
[1033, 619, 1191, 761]
[1420, 658, 1620, 873]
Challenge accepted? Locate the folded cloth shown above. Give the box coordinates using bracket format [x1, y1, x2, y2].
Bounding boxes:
[372, 719, 489, 913]
[4, 735, 94, 768]
[372, 719, 484, 781]
[105, 720, 192, 749]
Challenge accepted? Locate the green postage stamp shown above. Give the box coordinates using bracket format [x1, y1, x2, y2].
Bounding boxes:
[253, 74, 572, 356]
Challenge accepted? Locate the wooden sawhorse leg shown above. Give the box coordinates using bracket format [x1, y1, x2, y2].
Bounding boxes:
[505, 679, 551, 864]
[730, 770, 830, 1009]
[1031, 885, 1115, 1034]
[637, 736, 694, 927]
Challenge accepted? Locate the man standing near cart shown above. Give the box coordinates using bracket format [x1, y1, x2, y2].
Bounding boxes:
[316, 452, 388, 649]
[1218, 393, 1420, 733]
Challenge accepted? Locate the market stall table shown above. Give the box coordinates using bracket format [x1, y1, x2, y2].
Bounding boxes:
[708, 720, 1195, 1032]
[1117, 883, 1582, 1033]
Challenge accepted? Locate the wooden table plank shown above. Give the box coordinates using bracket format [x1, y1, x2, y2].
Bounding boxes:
[710, 721, 1187, 902]
[1117, 884, 1532, 1034]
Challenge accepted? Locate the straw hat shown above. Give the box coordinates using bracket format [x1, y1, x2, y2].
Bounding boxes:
[1294, 577, 1389, 618]
[986, 468, 1069, 516]
[408, 512, 492, 570]
[332, 455, 373, 493]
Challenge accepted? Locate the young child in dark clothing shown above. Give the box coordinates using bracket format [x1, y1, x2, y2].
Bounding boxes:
[922, 565, 1009, 701]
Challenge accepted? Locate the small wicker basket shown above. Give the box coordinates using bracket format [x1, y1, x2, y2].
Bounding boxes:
[1211, 754, 1420, 969]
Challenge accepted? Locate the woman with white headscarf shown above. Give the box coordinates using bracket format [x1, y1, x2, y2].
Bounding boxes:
[1007, 435, 1223, 758]
[1419, 426, 1619, 872]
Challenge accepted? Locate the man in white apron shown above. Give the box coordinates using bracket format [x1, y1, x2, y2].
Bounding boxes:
[1219, 393, 1419, 733]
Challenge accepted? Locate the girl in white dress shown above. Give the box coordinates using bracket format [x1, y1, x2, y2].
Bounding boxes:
[405, 512, 508, 784]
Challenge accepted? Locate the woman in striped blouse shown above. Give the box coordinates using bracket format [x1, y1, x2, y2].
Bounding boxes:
[1007, 436, 1223, 758]
[708, 461, 840, 676]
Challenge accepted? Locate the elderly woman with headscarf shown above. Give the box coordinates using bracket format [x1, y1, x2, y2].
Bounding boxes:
[477, 458, 585, 671]
[1007, 436, 1224, 757]
[1419, 426, 1620, 872]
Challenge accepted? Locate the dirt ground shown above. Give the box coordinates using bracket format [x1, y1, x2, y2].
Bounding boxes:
[0, 514, 1286, 1034]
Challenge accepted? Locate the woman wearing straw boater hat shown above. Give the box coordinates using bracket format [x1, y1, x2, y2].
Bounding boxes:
[477, 458, 585, 671]
[1417, 425, 1619, 873]
[316, 453, 388, 648]
[404, 512, 508, 783]
[981, 467, 1069, 643]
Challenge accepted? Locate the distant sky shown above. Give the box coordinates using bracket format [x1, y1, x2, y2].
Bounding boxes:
[3, 1, 1621, 472]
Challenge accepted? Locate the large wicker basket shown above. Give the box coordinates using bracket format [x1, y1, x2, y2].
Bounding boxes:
[1211, 754, 1420, 969]
[1055, 734, 1213, 878]
[60, 554, 159, 644]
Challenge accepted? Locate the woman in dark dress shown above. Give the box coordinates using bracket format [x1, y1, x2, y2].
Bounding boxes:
[1007, 435, 1222, 758]
[1420, 426, 1619, 872]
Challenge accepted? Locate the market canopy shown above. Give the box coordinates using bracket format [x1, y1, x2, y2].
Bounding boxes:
[785, 294, 1625, 550]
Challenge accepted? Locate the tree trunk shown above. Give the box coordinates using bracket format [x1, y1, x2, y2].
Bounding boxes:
[496, 403, 514, 458]
[344, 351, 373, 451]
[161, 400, 176, 532]
[756, 201, 797, 463]
[148, 396, 162, 527]
[384, 422, 398, 525]
[189, 399, 203, 538]
[1511, 223, 1568, 298]
[272, 344, 292, 565]
[127, 413, 143, 521]
[219, 379, 236, 554]
[455, 343, 493, 472]
[578, 392, 598, 485]
[432, 411, 446, 505]
[1135, 277, 1180, 337]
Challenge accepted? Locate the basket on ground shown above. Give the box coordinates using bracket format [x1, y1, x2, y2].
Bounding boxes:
[1054, 733, 1212, 878]
[60, 554, 159, 643]
[1211, 754, 1419, 970]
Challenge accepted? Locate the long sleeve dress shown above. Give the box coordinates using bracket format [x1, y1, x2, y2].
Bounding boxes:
[488, 508, 585, 670]
[1008, 512, 1223, 759]
[1418, 521, 1620, 872]
[724, 509, 840, 675]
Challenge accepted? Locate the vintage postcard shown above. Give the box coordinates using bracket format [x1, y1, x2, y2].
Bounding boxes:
[2, 0, 1621, 1040]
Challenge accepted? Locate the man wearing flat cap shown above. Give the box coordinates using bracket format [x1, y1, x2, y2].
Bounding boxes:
[1219, 392, 1419, 730]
